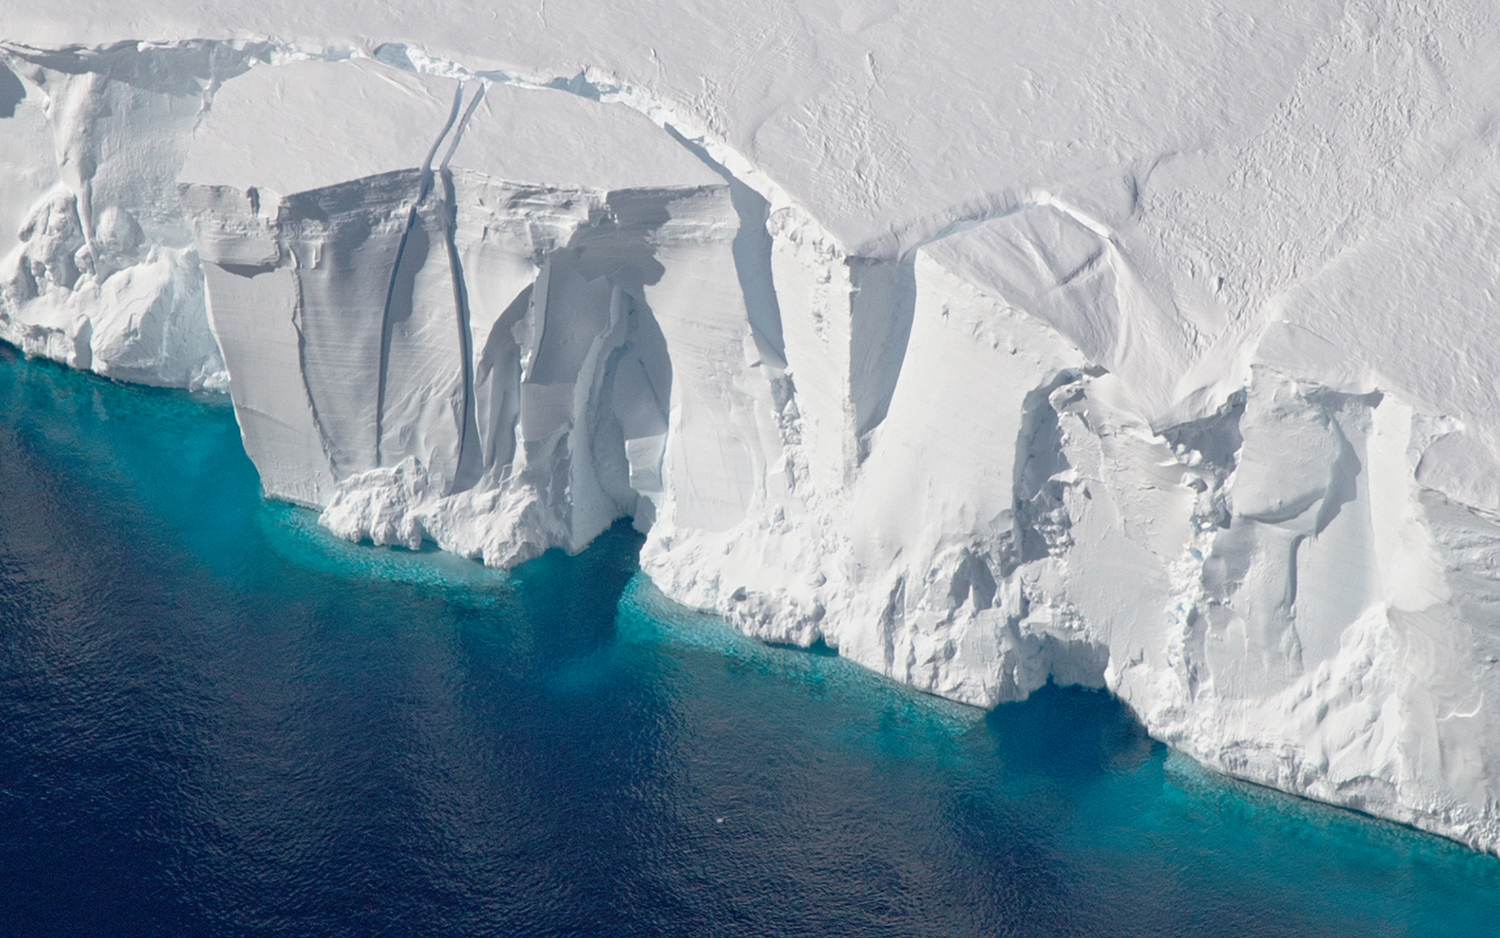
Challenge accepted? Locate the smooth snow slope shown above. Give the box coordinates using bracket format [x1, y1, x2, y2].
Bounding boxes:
[4, 1, 1500, 853]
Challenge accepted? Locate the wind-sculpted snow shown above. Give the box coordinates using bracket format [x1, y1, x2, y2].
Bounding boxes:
[4, 6, 1500, 855]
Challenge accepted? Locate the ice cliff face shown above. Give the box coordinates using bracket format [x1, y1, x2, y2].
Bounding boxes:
[4, 12, 1500, 854]
[0, 41, 277, 388]
[180, 58, 736, 561]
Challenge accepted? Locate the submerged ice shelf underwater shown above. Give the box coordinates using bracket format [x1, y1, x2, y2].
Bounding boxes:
[4, 3, 1500, 856]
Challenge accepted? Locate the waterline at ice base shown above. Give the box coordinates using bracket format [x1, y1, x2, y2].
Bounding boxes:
[3, 346, 1499, 936]
[7, 0, 1500, 857]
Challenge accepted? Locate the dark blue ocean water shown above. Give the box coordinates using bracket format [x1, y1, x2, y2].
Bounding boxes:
[1, 346, 1498, 938]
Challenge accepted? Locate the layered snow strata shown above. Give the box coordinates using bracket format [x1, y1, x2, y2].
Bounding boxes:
[180, 58, 779, 566]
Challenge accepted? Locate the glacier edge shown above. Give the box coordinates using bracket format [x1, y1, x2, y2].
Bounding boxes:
[2, 34, 1499, 856]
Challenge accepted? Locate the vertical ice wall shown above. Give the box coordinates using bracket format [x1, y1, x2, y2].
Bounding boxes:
[179, 58, 782, 567]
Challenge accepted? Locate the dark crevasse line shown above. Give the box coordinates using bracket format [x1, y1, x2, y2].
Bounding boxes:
[442, 82, 490, 494]
[440, 81, 487, 172]
[375, 83, 467, 468]
[419, 81, 467, 200]
[442, 165, 484, 495]
[374, 201, 421, 469]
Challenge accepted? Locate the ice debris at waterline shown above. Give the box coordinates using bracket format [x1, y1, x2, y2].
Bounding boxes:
[4, 3, 1500, 853]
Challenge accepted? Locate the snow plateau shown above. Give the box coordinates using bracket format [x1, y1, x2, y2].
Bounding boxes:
[4, 1, 1500, 853]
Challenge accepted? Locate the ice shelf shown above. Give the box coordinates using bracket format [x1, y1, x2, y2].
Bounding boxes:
[5, 4, 1500, 854]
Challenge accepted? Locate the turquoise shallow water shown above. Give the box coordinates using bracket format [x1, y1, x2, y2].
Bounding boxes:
[1, 344, 1498, 937]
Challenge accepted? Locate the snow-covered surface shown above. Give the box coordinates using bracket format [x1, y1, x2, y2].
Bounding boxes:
[5, 2, 1500, 853]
